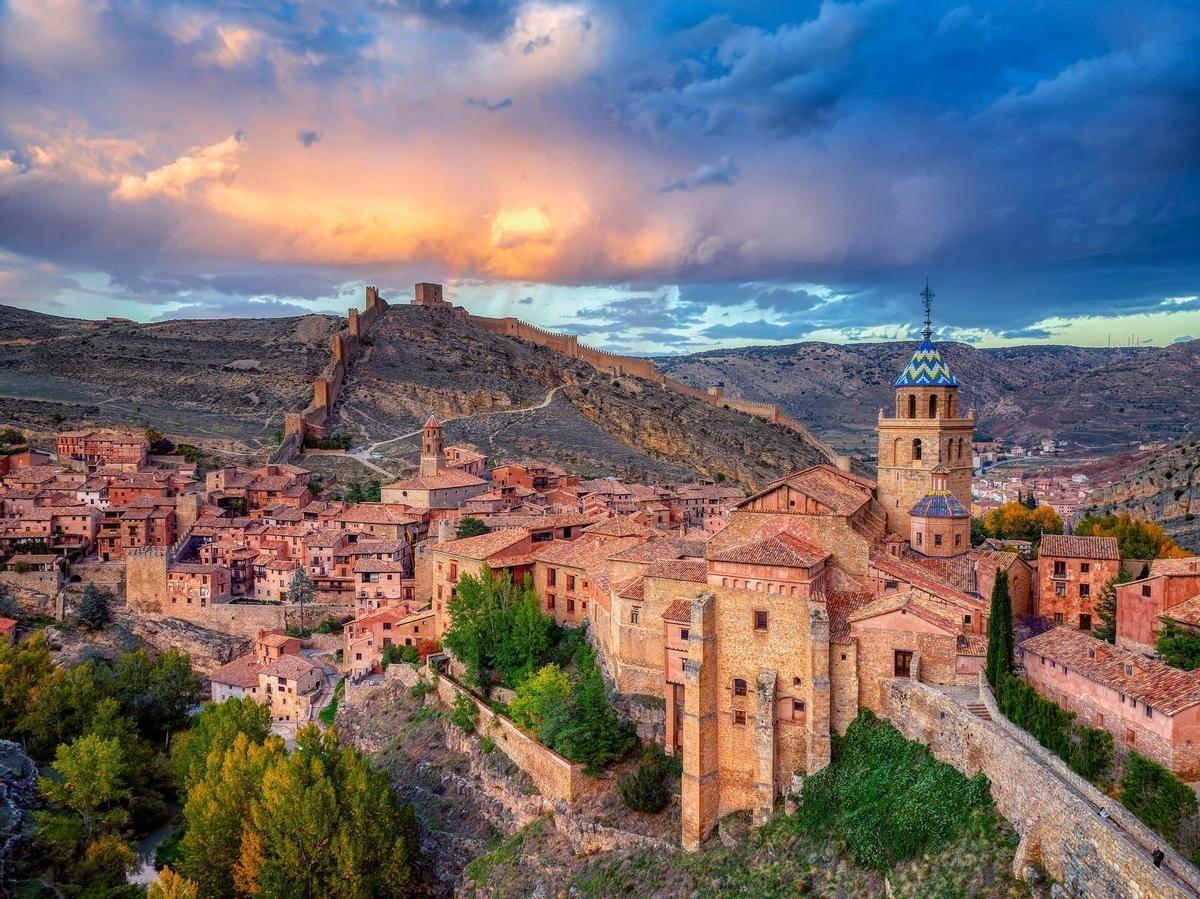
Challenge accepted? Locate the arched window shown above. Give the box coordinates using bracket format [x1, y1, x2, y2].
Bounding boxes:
[907, 394, 917, 418]
[912, 438, 922, 461]
[958, 438, 965, 459]
[733, 678, 748, 697]
[929, 394, 938, 419]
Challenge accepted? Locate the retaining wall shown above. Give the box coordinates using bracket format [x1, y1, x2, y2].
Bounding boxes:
[435, 673, 591, 804]
[880, 678, 1200, 898]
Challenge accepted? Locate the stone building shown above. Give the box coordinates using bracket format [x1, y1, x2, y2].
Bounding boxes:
[875, 286, 974, 537]
[381, 415, 487, 510]
[1022, 627, 1200, 778]
[1116, 557, 1200, 654]
[1036, 534, 1122, 630]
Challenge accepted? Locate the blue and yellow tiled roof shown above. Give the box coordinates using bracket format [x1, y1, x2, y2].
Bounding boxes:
[911, 490, 970, 519]
[894, 338, 959, 388]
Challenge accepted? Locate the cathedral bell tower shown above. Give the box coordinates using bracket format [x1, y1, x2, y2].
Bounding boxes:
[876, 281, 975, 536]
[419, 413, 446, 477]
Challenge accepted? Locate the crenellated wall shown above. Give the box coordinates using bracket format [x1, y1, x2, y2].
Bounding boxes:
[278, 285, 390, 459]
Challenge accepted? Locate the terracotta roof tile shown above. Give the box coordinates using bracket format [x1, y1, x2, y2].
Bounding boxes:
[643, 559, 708, 583]
[210, 654, 265, 689]
[708, 531, 829, 568]
[435, 528, 529, 559]
[1039, 535, 1120, 560]
[663, 598, 693, 622]
[1021, 627, 1200, 715]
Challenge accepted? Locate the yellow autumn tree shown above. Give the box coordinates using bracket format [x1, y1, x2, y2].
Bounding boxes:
[984, 502, 1064, 544]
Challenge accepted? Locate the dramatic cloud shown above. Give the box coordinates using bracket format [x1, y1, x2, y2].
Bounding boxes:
[0, 0, 1197, 353]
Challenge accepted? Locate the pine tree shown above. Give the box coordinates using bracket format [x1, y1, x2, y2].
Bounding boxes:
[985, 571, 1014, 688]
[76, 584, 110, 631]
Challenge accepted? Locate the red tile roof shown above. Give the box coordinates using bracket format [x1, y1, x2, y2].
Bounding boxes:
[663, 598, 693, 622]
[1039, 535, 1120, 561]
[847, 590, 959, 633]
[826, 590, 873, 644]
[435, 528, 529, 560]
[385, 470, 486, 490]
[582, 517, 654, 537]
[210, 654, 265, 689]
[708, 531, 829, 568]
[643, 559, 708, 583]
[1021, 627, 1200, 716]
[744, 464, 873, 516]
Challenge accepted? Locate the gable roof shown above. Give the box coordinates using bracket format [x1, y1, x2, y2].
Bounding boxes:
[708, 531, 829, 568]
[1021, 627, 1200, 716]
[663, 598, 693, 623]
[741, 465, 873, 517]
[1039, 535, 1120, 561]
[847, 590, 960, 633]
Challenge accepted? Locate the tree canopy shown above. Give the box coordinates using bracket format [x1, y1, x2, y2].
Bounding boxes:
[983, 502, 1064, 545]
[1075, 511, 1188, 560]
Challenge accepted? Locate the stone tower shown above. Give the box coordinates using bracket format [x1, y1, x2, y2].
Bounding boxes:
[876, 282, 974, 536]
[419, 413, 445, 477]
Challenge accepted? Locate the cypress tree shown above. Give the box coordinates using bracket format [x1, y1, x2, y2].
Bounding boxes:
[986, 571, 1014, 688]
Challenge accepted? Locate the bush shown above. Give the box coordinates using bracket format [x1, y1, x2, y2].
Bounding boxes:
[381, 644, 420, 668]
[449, 691, 480, 734]
[455, 516, 491, 539]
[795, 709, 996, 870]
[1121, 752, 1199, 848]
[1157, 620, 1200, 670]
[315, 615, 347, 635]
[618, 745, 675, 813]
[410, 677, 436, 701]
[508, 664, 572, 732]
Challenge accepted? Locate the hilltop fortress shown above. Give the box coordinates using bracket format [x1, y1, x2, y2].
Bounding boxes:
[277, 283, 847, 470]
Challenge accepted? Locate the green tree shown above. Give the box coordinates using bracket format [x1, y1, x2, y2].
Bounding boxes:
[41, 733, 130, 837]
[364, 480, 382, 502]
[1022, 490, 1038, 510]
[985, 571, 1013, 688]
[456, 516, 491, 539]
[0, 632, 55, 737]
[494, 578, 554, 688]
[171, 696, 272, 791]
[1157, 620, 1200, 671]
[289, 568, 315, 626]
[970, 518, 988, 547]
[113, 649, 203, 741]
[76, 583, 111, 630]
[19, 660, 108, 760]
[548, 644, 631, 773]
[509, 663, 573, 732]
[618, 744, 675, 813]
[179, 733, 285, 897]
[1075, 511, 1188, 560]
[344, 482, 364, 503]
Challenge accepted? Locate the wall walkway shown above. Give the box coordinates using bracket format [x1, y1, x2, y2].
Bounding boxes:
[880, 677, 1200, 898]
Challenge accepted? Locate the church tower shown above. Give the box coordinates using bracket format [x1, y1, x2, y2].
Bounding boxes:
[419, 413, 445, 477]
[876, 282, 975, 537]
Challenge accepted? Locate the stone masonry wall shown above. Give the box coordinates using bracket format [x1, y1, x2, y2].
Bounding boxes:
[434, 673, 591, 804]
[881, 678, 1200, 899]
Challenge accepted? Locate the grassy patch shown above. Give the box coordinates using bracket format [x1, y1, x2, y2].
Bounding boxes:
[318, 677, 346, 727]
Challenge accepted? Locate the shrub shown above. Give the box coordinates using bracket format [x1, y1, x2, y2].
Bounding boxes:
[1157, 620, 1200, 671]
[1121, 752, 1199, 846]
[1069, 726, 1114, 784]
[449, 691, 480, 734]
[381, 644, 420, 668]
[508, 664, 572, 732]
[315, 615, 346, 635]
[455, 516, 491, 539]
[410, 677, 436, 701]
[618, 745, 675, 813]
[795, 709, 996, 870]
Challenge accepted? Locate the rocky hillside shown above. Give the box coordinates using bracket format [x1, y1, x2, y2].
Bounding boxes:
[658, 339, 1200, 456]
[0, 305, 339, 445]
[1080, 435, 1200, 552]
[331, 306, 829, 487]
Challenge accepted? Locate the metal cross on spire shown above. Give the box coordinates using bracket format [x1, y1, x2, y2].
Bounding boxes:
[920, 277, 934, 341]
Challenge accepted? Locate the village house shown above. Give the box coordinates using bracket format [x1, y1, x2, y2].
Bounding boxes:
[166, 562, 232, 617]
[56, 430, 149, 472]
[344, 605, 436, 679]
[211, 631, 322, 721]
[1036, 534, 1122, 630]
[428, 528, 535, 637]
[1116, 557, 1200, 654]
[1021, 627, 1200, 778]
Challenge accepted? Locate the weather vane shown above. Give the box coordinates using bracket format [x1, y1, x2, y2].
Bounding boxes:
[921, 277, 934, 340]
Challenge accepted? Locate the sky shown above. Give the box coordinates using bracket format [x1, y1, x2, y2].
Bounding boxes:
[1, 0, 1198, 355]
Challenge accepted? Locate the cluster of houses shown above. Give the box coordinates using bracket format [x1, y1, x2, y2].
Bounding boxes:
[6, 298, 1200, 852]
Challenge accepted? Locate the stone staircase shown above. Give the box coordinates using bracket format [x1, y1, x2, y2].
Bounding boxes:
[965, 701, 992, 721]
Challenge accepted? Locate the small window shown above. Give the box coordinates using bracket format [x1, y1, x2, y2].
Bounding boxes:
[733, 678, 748, 696]
[1081, 563, 1090, 574]
[546, 594, 556, 610]
[1080, 583, 1090, 598]
[680, 628, 689, 641]
[753, 610, 768, 631]
[547, 568, 557, 587]
[567, 574, 576, 591]
[733, 710, 746, 726]
[885, 580, 899, 591]
[630, 607, 640, 625]
[934, 533, 943, 546]
[1145, 704, 1154, 718]
[963, 614, 972, 626]
[916, 532, 923, 546]
[1142, 584, 1152, 598]
[955, 534, 962, 547]
[792, 699, 805, 714]
[1079, 613, 1091, 631]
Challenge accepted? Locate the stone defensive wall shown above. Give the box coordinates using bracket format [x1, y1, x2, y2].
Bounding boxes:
[278, 285, 390, 459]
[467, 314, 845, 468]
[881, 676, 1200, 898]
[435, 671, 591, 804]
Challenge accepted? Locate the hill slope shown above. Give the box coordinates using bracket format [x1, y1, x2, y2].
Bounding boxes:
[658, 340, 1200, 456]
[0, 305, 830, 488]
[330, 306, 829, 486]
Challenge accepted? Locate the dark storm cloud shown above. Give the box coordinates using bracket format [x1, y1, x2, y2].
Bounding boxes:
[1, 0, 1199, 347]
